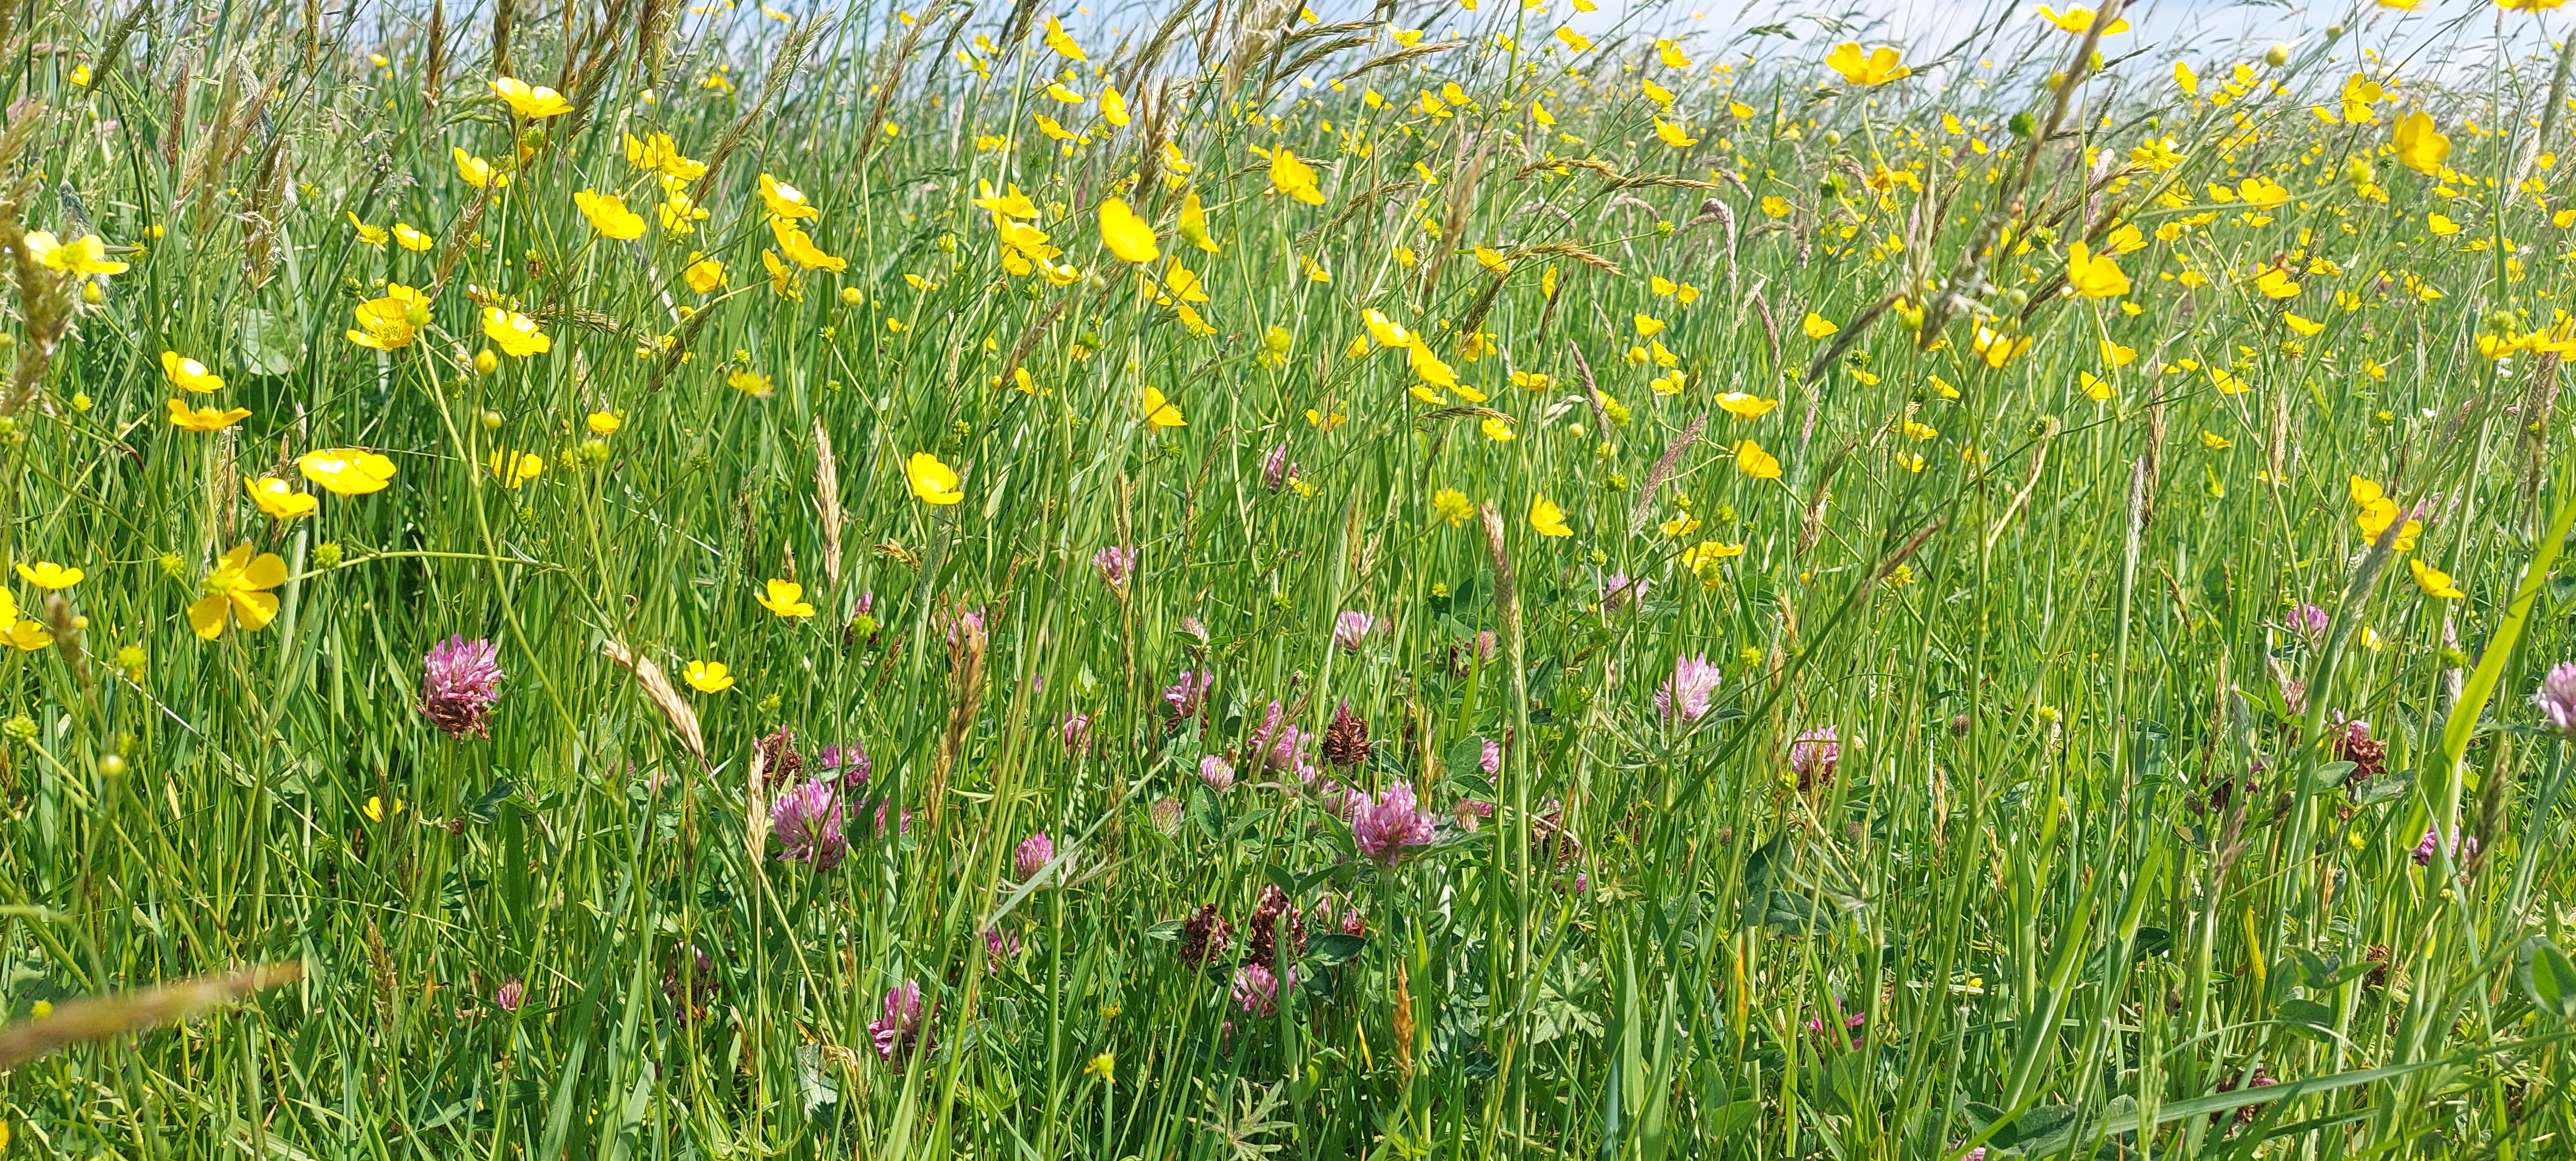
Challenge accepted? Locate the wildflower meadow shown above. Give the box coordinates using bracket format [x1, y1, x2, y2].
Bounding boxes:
[4, 0, 2576, 1154]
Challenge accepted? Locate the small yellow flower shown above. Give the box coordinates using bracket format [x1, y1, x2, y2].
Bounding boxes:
[684, 659, 735, 692]
[684, 256, 726, 294]
[1099, 197, 1160, 263]
[362, 796, 406, 823]
[1801, 312, 1838, 339]
[1824, 42, 1910, 86]
[2409, 559, 2463, 599]
[297, 448, 398, 495]
[757, 578, 816, 619]
[1718, 392, 1778, 419]
[1480, 417, 1516, 442]
[347, 284, 431, 352]
[245, 475, 318, 520]
[587, 411, 623, 436]
[1140, 386, 1186, 428]
[727, 368, 775, 399]
[906, 452, 964, 505]
[758, 173, 819, 221]
[453, 148, 508, 189]
[489, 450, 545, 488]
[187, 543, 289, 640]
[346, 213, 389, 246]
[1086, 1052, 1115, 1082]
[574, 189, 647, 240]
[1269, 148, 1325, 205]
[770, 218, 847, 271]
[24, 231, 127, 275]
[167, 398, 253, 433]
[1431, 487, 1475, 526]
[15, 562, 81, 589]
[490, 76, 574, 118]
[482, 308, 553, 357]
[1734, 439, 1782, 479]
[2064, 241, 2129, 298]
[1529, 494, 1573, 538]
[392, 222, 434, 251]
[160, 352, 225, 393]
[1635, 313, 1667, 338]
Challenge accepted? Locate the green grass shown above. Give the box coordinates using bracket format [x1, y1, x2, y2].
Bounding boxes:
[0, 0, 2573, 1155]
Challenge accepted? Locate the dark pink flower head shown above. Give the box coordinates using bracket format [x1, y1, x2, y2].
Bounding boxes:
[1248, 701, 1314, 776]
[2534, 661, 2576, 735]
[494, 976, 525, 1012]
[1199, 753, 1237, 792]
[1333, 610, 1379, 651]
[1480, 736, 1502, 775]
[1231, 963, 1290, 1015]
[1162, 670, 1214, 720]
[1262, 443, 1294, 491]
[1351, 782, 1437, 864]
[2286, 602, 2330, 638]
[770, 779, 847, 870]
[1014, 831, 1055, 880]
[816, 740, 871, 789]
[1655, 654, 1722, 723]
[1789, 727, 1842, 786]
[1060, 710, 1093, 753]
[869, 979, 933, 1067]
[1092, 545, 1138, 588]
[982, 926, 1021, 973]
[418, 635, 504, 739]
[2413, 826, 2480, 867]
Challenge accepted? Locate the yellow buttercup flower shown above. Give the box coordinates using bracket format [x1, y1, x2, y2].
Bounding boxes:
[347, 284, 430, 351]
[298, 448, 398, 495]
[167, 398, 253, 432]
[482, 308, 553, 357]
[1099, 197, 1159, 263]
[345, 213, 388, 246]
[758, 173, 819, 221]
[1802, 312, 1839, 339]
[2393, 110, 2451, 176]
[757, 578, 817, 619]
[587, 411, 622, 436]
[1177, 192, 1220, 253]
[1529, 495, 1573, 538]
[1824, 43, 1910, 86]
[574, 189, 647, 240]
[2409, 559, 2463, 599]
[623, 131, 709, 180]
[906, 451, 964, 505]
[490, 450, 545, 488]
[769, 218, 847, 271]
[1635, 314, 1667, 337]
[161, 352, 224, 393]
[1735, 439, 1782, 479]
[187, 543, 289, 640]
[392, 222, 433, 251]
[1269, 148, 1325, 205]
[453, 148, 509, 189]
[2037, 6, 2130, 33]
[1653, 117, 1698, 148]
[16, 562, 81, 589]
[1718, 392, 1778, 419]
[2065, 241, 2129, 298]
[684, 659, 735, 693]
[684, 256, 726, 293]
[26, 231, 128, 275]
[1140, 387, 1186, 428]
[245, 475, 318, 520]
[490, 76, 573, 118]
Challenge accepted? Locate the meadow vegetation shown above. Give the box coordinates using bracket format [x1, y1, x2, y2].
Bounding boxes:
[1, 0, 2575, 1155]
